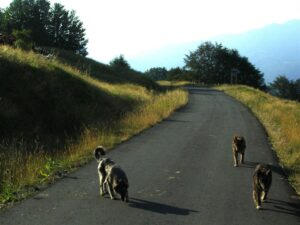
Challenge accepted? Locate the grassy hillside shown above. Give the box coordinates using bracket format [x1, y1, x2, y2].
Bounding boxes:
[215, 85, 300, 194]
[0, 46, 188, 206]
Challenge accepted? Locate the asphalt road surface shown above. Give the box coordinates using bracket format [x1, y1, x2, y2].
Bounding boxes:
[0, 87, 299, 225]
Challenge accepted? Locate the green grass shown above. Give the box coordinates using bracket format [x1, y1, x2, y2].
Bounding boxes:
[215, 85, 300, 194]
[0, 46, 188, 206]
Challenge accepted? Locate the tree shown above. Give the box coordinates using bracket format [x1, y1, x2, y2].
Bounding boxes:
[1, 0, 88, 55]
[184, 41, 219, 83]
[144, 67, 168, 81]
[0, 8, 4, 32]
[32, 0, 51, 46]
[65, 10, 88, 56]
[13, 29, 32, 50]
[184, 41, 265, 88]
[270, 75, 298, 100]
[167, 67, 185, 80]
[109, 55, 131, 74]
[295, 79, 300, 101]
[48, 3, 69, 48]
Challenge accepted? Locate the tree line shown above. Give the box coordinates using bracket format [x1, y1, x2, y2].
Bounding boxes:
[0, 0, 88, 56]
[269, 75, 300, 101]
[144, 42, 299, 101]
[145, 42, 266, 89]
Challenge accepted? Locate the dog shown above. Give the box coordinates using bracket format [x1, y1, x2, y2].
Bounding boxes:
[252, 164, 272, 209]
[94, 146, 115, 196]
[232, 135, 246, 167]
[94, 146, 129, 202]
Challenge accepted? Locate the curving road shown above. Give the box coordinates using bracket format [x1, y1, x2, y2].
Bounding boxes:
[0, 87, 299, 225]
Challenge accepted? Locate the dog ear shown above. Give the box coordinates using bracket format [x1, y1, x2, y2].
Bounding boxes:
[94, 146, 106, 160]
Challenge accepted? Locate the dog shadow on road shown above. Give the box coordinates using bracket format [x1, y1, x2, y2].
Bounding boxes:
[128, 198, 198, 215]
[239, 161, 288, 177]
[261, 198, 300, 217]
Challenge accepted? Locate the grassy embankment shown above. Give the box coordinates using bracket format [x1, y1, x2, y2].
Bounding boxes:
[0, 46, 188, 205]
[215, 85, 300, 195]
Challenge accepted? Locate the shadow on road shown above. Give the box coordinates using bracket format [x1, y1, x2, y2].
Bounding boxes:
[262, 198, 300, 217]
[188, 88, 221, 96]
[238, 161, 258, 169]
[128, 198, 198, 215]
[164, 118, 191, 123]
[238, 161, 288, 178]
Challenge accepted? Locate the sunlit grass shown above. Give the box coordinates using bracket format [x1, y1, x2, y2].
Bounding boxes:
[0, 46, 188, 206]
[0, 89, 188, 205]
[215, 85, 300, 194]
[158, 80, 193, 87]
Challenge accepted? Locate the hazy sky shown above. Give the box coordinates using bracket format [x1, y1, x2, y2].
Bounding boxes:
[1, 0, 300, 66]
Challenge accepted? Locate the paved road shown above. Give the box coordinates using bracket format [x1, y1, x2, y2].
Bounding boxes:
[0, 87, 299, 225]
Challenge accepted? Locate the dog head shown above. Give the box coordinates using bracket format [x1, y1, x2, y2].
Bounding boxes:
[233, 135, 244, 142]
[254, 164, 272, 189]
[233, 135, 246, 147]
[94, 146, 115, 175]
[94, 146, 106, 162]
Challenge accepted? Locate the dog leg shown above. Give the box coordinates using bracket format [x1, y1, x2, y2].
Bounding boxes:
[253, 189, 262, 209]
[240, 152, 245, 164]
[105, 178, 116, 200]
[233, 150, 238, 167]
[98, 172, 105, 196]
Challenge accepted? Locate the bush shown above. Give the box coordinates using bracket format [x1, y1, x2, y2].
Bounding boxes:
[12, 29, 32, 51]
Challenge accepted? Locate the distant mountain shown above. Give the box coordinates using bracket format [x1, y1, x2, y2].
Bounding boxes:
[129, 20, 300, 83]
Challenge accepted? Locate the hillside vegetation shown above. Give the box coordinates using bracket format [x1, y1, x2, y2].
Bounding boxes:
[216, 85, 300, 194]
[0, 46, 188, 205]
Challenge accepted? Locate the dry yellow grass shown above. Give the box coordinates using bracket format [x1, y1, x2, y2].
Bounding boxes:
[0, 87, 188, 205]
[0, 46, 189, 205]
[158, 80, 193, 87]
[215, 85, 300, 194]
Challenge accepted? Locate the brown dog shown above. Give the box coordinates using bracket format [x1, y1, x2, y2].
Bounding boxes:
[252, 164, 272, 209]
[232, 135, 246, 167]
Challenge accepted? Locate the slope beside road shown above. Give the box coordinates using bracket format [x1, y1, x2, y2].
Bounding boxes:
[0, 87, 299, 225]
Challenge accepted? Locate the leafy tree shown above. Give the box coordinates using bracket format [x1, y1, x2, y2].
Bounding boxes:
[109, 55, 131, 74]
[12, 29, 32, 50]
[1, 0, 88, 55]
[65, 10, 88, 56]
[184, 41, 265, 88]
[167, 67, 185, 80]
[295, 79, 300, 101]
[184, 42, 219, 83]
[0, 8, 4, 32]
[48, 3, 69, 48]
[144, 67, 168, 81]
[32, 0, 51, 46]
[270, 75, 299, 100]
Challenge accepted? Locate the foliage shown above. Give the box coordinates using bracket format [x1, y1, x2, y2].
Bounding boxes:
[0, 0, 88, 56]
[144, 67, 168, 81]
[184, 41, 265, 88]
[109, 55, 131, 73]
[269, 75, 300, 101]
[12, 29, 32, 50]
[144, 67, 193, 81]
[0, 8, 4, 31]
[167, 67, 186, 80]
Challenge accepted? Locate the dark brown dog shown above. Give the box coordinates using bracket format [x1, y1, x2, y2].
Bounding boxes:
[232, 135, 246, 167]
[252, 164, 272, 209]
